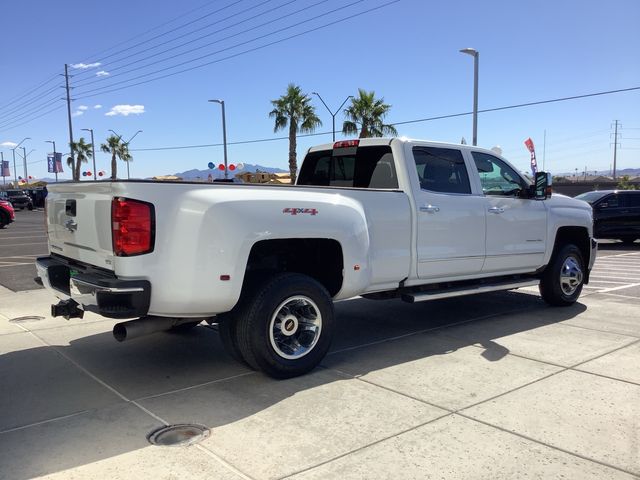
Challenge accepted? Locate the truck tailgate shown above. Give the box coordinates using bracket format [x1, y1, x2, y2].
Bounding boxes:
[47, 182, 115, 271]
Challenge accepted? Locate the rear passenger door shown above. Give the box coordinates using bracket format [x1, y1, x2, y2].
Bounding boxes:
[412, 146, 486, 279]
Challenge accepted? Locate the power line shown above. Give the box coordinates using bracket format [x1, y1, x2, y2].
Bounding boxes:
[74, 0, 363, 95]
[72, 0, 303, 88]
[0, 96, 61, 129]
[72, 0, 246, 82]
[0, 89, 62, 123]
[72, 0, 229, 67]
[74, 1, 398, 100]
[0, 105, 64, 133]
[0, 73, 60, 112]
[129, 85, 640, 152]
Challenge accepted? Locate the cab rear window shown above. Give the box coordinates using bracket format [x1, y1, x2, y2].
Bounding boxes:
[298, 146, 398, 189]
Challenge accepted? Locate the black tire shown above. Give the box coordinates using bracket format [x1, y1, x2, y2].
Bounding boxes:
[0, 211, 8, 229]
[234, 273, 335, 379]
[216, 312, 246, 364]
[168, 320, 201, 333]
[539, 244, 585, 306]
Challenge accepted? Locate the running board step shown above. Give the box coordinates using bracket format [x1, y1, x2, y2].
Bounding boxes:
[401, 279, 540, 303]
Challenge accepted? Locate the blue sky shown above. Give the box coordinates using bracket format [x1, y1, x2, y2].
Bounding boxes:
[1, 0, 639, 181]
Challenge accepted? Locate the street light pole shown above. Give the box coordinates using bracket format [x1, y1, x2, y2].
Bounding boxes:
[45, 140, 57, 182]
[460, 48, 479, 146]
[81, 129, 97, 180]
[20, 148, 35, 183]
[11, 137, 30, 185]
[208, 100, 228, 179]
[312, 93, 353, 142]
[124, 130, 142, 180]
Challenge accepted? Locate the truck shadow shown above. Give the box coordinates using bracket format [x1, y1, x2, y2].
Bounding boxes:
[0, 291, 588, 479]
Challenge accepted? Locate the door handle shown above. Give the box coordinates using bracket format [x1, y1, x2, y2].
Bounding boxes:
[488, 207, 505, 214]
[420, 205, 440, 213]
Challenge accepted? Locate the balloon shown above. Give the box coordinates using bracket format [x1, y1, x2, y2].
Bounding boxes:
[208, 162, 215, 169]
[98, 171, 104, 177]
[18, 176, 22, 180]
[218, 164, 225, 170]
[229, 164, 236, 171]
[82, 172, 87, 177]
[236, 162, 244, 170]
[87, 171, 92, 176]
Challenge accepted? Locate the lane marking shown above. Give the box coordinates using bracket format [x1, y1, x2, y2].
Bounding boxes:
[0, 242, 48, 247]
[596, 282, 640, 293]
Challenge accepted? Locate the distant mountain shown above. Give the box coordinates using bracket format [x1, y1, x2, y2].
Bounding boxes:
[172, 163, 287, 180]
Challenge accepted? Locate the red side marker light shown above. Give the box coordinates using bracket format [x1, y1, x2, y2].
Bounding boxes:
[220, 275, 231, 281]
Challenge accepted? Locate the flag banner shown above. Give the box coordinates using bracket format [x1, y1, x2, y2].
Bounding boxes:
[524, 137, 538, 175]
[1, 160, 9, 177]
[54, 152, 63, 173]
[48, 153, 63, 173]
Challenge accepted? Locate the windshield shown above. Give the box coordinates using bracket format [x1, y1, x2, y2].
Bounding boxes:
[575, 191, 609, 204]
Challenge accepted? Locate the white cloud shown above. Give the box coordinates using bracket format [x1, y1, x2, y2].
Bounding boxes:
[96, 70, 110, 77]
[105, 104, 145, 117]
[94, 104, 102, 109]
[70, 62, 101, 69]
[78, 105, 88, 111]
[1, 141, 17, 148]
[71, 110, 84, 117]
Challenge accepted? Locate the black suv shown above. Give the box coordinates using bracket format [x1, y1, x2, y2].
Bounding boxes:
[2, 189, 33, 210]
[575, 190, 640, 244]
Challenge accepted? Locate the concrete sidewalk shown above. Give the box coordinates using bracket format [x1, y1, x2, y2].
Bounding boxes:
[1, 285, 639, 479]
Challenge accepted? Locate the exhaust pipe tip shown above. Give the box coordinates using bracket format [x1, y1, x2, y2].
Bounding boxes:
[113, 323, 127, 342]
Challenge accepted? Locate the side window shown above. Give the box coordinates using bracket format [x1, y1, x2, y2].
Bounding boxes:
[472, 152, 525, 196]
[626, 194, 640, 208]
[413, 147, 471, 194]
[599, 194, 620, 209]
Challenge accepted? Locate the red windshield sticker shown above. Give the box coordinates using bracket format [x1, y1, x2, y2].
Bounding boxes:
[283, 208, 318, 216]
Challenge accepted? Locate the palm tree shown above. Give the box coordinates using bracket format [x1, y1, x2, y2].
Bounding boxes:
[342, 89, 398, 138]
[100, 135, 130, 180]
[269, 84, 322, 184]
[69, 137, 93, 181]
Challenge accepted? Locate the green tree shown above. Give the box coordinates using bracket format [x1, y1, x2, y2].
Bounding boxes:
[69, 137, 93, 181]
[342, 88, 398, 138]
[269, 84, 322, 183]
[100, 135, 130, 180]
[617, 175, 639, 190]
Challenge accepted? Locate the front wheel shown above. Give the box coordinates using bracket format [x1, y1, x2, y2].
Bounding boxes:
[540, 244, 585, 306]
[234, 273, 335, 379]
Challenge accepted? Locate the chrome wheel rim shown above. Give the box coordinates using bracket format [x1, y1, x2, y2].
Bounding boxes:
[269, 296, 322, 360]
[560, 255, 583, 296]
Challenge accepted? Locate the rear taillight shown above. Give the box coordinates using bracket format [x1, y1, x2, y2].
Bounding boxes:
[111, 197, 155, 256]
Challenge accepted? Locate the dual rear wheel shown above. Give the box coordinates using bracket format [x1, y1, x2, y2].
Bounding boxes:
[218, 273, 334, 379]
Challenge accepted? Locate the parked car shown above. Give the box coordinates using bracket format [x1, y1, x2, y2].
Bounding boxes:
[37, 137, 596, 378]
[3, 189, 33, 210]
[575, 190, 640, 244]
[0, 198, 15, 228]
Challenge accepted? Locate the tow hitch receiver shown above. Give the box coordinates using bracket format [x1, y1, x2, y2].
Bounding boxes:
[51, 299, 84, 320]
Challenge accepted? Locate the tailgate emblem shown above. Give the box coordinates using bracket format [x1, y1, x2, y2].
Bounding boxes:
[64, 219, 78, 232]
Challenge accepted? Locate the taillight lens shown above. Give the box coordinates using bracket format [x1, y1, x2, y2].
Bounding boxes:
[111, 197, 155, 256]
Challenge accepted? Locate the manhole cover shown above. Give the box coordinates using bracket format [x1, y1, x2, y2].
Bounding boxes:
[147, 424, 210, 447]
[9, 316, 45, 323]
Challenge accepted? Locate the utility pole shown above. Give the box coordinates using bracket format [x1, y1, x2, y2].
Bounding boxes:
[611, 120, 620, 180]
[1, 152, 5, 184]
[542, 130, 546, 171]
[22, 147, 28, 180]
[64, 64, 76, 180]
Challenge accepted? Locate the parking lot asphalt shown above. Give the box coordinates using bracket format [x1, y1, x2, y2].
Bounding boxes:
[1, 210, 639, 479]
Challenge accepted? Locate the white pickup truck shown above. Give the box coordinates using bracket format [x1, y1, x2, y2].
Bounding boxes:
[37, 138, 597, 378]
